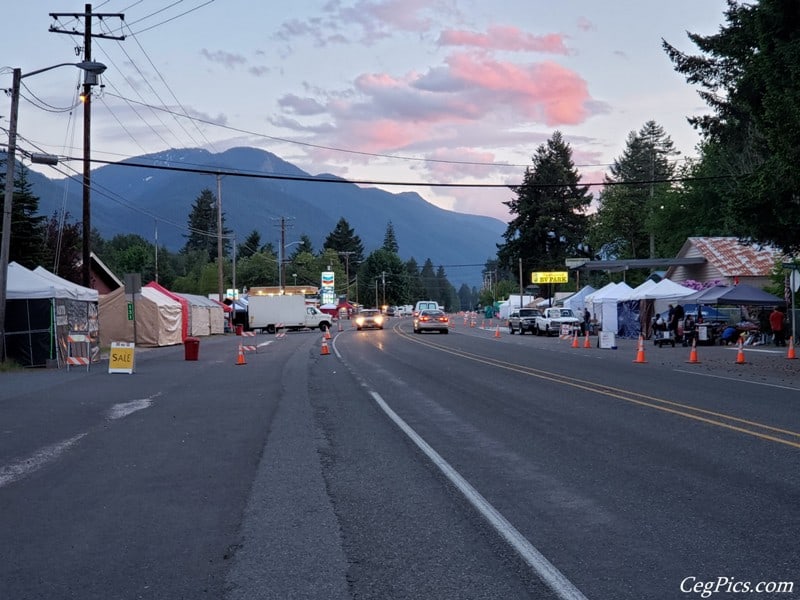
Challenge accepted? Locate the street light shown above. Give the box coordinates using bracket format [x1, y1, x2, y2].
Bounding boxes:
[0, 60, 106, 362]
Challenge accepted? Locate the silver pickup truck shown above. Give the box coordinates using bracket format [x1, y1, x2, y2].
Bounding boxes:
[507, 308, 542, 335]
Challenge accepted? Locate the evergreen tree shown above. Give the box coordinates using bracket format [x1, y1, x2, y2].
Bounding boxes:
[663, 0, 800, 252]
[182, 188, 231, 261]
[457, 283, 474, 311]
[590, 121, 679, 260]
[41, 213, 81, 281]
[357, 248, 407, 308]
[497, 131, 592, 276]
[238, 230, 261, 259]
[323, 217, 365, 270]
[419, 259, 438, 300]
[382, 221, 399, 253]
[404, 258, 426, 302]
[2, 164, 46, 269]
[289, 234, 314, 261]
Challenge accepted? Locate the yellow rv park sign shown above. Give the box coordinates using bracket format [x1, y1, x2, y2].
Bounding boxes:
[530, 271, 569, 284]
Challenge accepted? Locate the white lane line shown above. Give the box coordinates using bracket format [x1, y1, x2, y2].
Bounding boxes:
[0, 433, 87, 489]
[107, 392, 161, 420]
[673, 369, 800, 391]
[369, 390, 590, 600]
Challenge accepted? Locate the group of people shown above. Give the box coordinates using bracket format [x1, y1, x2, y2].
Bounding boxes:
[653, 303, 790, 347]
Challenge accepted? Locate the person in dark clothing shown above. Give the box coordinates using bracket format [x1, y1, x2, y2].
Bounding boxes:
[668, 304, 685, 343]
[682, 314, 696, 347]
[769, 306, 786, 346]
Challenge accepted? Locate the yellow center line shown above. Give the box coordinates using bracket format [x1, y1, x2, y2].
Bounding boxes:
[393, 324, 800, 450]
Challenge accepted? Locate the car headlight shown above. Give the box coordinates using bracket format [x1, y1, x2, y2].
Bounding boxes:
[375, 315, 384, 324]
[356, 317, 364, 325]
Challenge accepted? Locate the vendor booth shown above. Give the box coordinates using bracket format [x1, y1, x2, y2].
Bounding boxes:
[3, 262, 99, 367]
[99, 285, 182, 347]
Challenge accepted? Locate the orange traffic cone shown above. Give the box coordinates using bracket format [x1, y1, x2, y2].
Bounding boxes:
[235, 343, 247, 365]
[686, 338, 700, 364]
[337, 320, 343, 332]
[320, 338, 330, 356]
[571, 331, 579, 348]
[324, 327, 332, 340]
[787, 338, 797, 360]
[583, 331, 591, 348]
[494, 325, 501, 338]
[633, 335, 647, 363]
[735, 339, 746, 364]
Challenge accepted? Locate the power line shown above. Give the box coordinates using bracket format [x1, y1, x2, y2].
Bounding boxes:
[56, 153, 743, 189]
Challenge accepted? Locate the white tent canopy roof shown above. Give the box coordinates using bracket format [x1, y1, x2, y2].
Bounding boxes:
[6, 262, 98, 300]
[33, 266, 98, 301]
[626, 278, 695, 301]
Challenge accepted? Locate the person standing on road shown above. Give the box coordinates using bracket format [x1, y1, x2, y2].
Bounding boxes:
[769, 306, 787, 346]
[668, 304, 684, 343]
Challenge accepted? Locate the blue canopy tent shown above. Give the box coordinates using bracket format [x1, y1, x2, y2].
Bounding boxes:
[685, 284, 782, 307]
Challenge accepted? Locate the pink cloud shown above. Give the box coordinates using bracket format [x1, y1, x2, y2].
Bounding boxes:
[438, 26, 570, 54]
[422, 148, 499, 181]
[443, 53, 590, 125]
[345, 119, 436, 153]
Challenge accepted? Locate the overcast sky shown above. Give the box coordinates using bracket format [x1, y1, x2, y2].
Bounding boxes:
[2, 0, 729, 223]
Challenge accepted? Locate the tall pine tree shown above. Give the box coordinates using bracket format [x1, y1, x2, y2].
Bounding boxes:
[498, 131, 592, 274]
[590, 121, 678, 259]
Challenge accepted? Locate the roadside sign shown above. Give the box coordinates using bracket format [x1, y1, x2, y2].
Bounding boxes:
[109, 342, 135, 374]
[127, 302, 135, 321]
[531, 271, 568, 284]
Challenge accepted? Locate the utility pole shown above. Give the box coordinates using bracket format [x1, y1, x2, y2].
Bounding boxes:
[50, 4, 124, 287]
[338, 251, 355, 303]
[273, 216, 294, 292]
[280, 217, 286, 292]
[154, 219, 159, 283]
[216, 174, 223, 302]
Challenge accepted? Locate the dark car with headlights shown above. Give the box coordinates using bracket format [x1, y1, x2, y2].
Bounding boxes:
[413, 309, 449, 334]
[355, 309, 384, 330]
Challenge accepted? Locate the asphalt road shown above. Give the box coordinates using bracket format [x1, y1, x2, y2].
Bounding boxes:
[0, 321, 797, 599]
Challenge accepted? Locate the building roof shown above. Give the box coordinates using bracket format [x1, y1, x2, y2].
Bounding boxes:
[574, 257, 705, 273]
[676, 237, 778, 277]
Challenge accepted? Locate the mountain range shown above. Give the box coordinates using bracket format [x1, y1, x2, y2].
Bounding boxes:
[27, 146, 507, 287]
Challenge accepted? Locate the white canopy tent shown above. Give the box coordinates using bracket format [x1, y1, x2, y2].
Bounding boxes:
[4, 262, 99, 367]
[586, 282, 633, 334]
[562, 285, 596, 314]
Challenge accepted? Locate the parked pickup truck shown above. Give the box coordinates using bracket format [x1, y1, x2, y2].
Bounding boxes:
[534, 307, 582, 336]
[507, 308, 542, 335]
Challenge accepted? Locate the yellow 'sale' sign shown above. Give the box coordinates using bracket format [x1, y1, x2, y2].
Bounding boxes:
[531, 271, 569, 284]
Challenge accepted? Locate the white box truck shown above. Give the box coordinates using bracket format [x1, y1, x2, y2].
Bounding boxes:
[247, 295, 332, 334]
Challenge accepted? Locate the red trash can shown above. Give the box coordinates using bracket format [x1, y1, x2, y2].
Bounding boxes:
[235, 324, 243, 336]
[184, 337, 200, 361]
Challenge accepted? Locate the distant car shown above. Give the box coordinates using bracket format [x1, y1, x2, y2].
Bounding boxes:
[355, 309, 384, 330]
[413, 309, 449, 334]
[413, 300, 440, 317]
